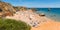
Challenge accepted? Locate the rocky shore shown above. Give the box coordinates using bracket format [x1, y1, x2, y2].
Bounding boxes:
[5, 9, 60, 30]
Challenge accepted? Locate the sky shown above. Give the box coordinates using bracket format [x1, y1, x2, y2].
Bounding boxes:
[2, 0, 60, 8]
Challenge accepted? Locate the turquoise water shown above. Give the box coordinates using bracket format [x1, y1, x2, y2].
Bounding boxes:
[35, 8, 60, 21]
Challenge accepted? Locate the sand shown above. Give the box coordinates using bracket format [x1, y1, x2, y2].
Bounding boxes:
[5, 10, 60, 30]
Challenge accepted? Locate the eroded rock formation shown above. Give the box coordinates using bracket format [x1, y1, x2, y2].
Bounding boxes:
[0, 2, 16, 17]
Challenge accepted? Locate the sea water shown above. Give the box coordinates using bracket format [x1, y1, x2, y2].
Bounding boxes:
[35, 8, 60, 21]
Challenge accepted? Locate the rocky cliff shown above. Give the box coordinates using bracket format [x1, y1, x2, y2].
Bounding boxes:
[0, 2, 16, 17]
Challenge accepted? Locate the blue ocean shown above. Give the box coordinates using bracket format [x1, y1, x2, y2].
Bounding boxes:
[34, 8, 60, 21]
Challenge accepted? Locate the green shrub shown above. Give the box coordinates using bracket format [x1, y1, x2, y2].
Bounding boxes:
[0, 18, 31, 30]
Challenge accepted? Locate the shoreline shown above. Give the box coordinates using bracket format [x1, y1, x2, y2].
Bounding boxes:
[0, 1, 60, 30]
[5, 10, 60, 30]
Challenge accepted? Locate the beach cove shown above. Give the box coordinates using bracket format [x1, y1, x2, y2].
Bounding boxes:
[5, 9, 60, 30]
[0, 1, 60, 30]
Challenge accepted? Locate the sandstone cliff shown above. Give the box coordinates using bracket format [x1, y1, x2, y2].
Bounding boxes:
[0, 2, 16, 17]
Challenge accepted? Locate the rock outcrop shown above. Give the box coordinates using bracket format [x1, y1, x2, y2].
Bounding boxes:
[0, 2, 16, 17]
[13, 6, 27, 11]
[39, 13, 45, 16]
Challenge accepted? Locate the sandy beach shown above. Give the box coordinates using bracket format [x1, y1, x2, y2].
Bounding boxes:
[5, 10, 60, 30]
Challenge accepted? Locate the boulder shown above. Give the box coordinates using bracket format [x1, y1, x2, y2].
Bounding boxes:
[39, 13, 45, 16]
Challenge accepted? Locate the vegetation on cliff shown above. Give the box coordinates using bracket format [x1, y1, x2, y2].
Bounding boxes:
[13, 6, 27, 11]
[0, 18, 31, 30]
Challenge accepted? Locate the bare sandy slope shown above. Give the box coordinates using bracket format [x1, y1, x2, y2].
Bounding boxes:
[6, 10, 60, 30]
